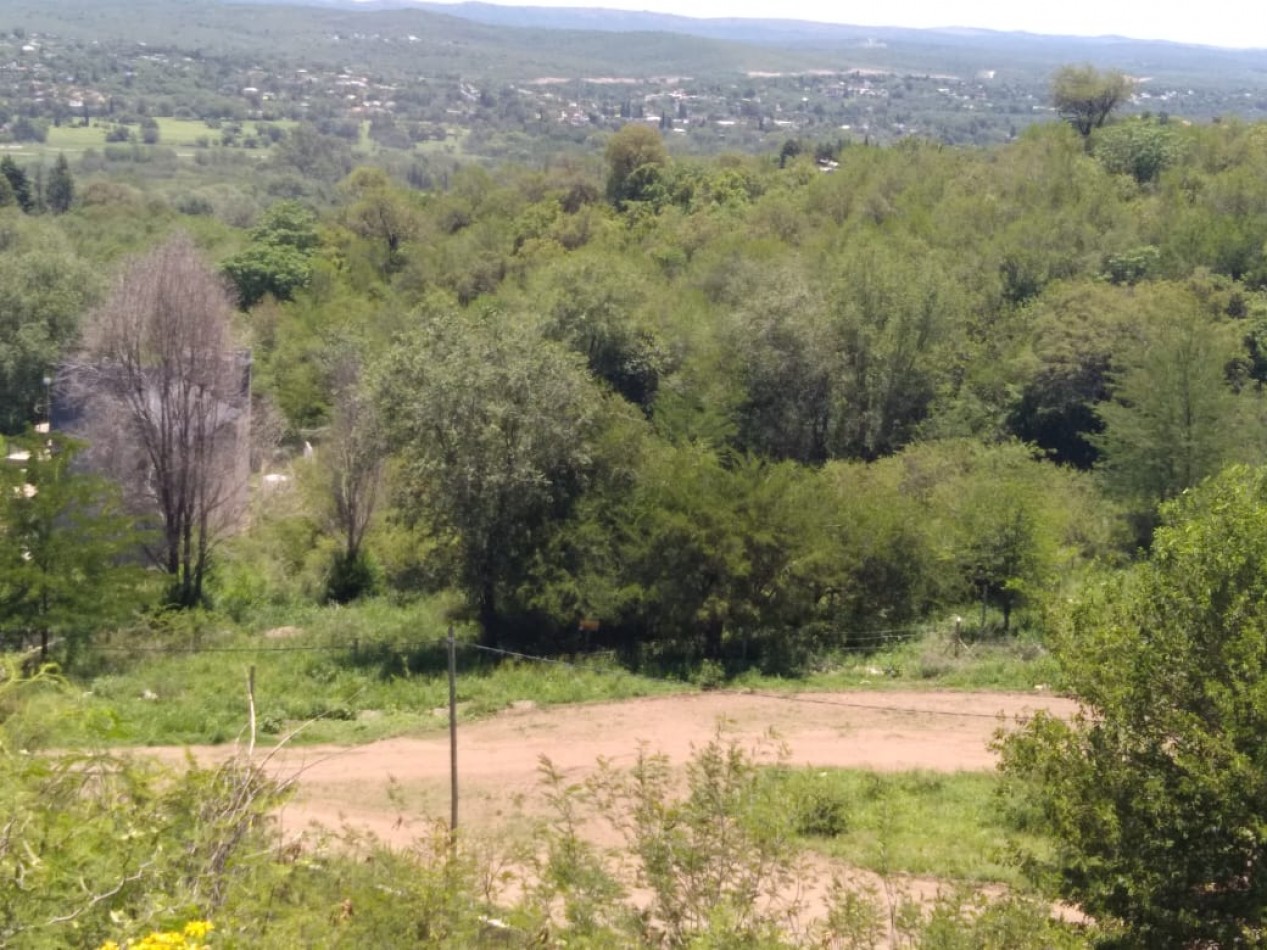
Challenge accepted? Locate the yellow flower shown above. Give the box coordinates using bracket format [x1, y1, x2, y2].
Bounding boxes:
[182, 921, 214, 941]
[100, 921, 213, 950]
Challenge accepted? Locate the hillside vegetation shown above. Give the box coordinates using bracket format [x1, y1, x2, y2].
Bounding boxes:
[5, 15, 1267, 940]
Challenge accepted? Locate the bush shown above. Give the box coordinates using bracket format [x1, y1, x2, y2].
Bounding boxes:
[786, 774, 851, 838]
[323, 550, 378, 604]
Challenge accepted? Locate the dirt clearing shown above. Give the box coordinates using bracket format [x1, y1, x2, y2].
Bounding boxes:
[147, 689, 1078, 846]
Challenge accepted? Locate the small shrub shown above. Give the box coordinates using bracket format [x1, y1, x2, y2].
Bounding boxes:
[324, 551, 378, 604]
[690, 658, 726, 690]
[788, 775, 850, 838]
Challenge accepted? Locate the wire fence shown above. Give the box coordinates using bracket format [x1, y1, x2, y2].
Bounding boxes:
[80, 623, 938, 658]
[41, 622, 1075, 725]
[86, 637, 453, 655]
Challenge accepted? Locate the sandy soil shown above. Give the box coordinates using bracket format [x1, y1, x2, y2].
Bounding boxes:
[146, 688, 1079, 847]
[139, 688, 1087, 941]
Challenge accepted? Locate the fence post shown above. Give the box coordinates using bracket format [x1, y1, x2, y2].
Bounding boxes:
[448, 624, 458, 842]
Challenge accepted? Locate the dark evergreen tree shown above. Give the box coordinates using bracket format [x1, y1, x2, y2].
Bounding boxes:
[45, 153, 74, 214]
[0, 156, 32, 212]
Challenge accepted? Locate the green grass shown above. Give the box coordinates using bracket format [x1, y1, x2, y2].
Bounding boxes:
[7, 118, 300, 161]
[27, 601, 685, 747]
[792, 624, 1063, 694]
[16, 599, 1064, 748]
[776, 768, 1048, 886]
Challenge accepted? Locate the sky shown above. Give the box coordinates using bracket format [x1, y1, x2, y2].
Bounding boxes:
[418, 0, 1267, 50]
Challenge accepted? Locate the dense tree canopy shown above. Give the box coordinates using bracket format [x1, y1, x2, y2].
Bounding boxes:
[373, 308, 603, 644]
[1000, 465, 1267, 946]
[0, 434, 145, 657]
[3, 105, 1267, 659]
[1050, 64, 1134, 138]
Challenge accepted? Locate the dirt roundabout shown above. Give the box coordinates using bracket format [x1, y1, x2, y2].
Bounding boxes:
[142, 689, 1086, 939]
[150, 688, 1079, 847]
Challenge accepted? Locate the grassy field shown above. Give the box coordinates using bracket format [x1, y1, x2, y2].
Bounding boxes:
[0, 119, 298, 161]
[740, 624, 1063, 695]
[10, 598, 1062, 748]
[0, 118, 470, 167]
[777, 767, 1047, 886]
[14, 600, 683, 747]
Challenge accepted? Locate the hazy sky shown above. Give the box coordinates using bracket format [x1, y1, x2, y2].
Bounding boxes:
[422, 0, 1266, 50]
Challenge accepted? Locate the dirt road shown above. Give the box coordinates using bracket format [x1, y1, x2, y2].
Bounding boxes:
[149, 689, 1079, 845]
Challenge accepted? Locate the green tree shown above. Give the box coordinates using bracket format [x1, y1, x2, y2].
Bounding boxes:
[0, 434, 145, 657]
[604, 123, 668, 207]
[1093, 116, 1182, 185]
[825, 240, 961, 461]
[222, 200, 320, 309]
[528, 250, 665, 411]
[0, 219, 99, 434]
[338, 167, 422, 277]
[0, 156, 31, 212]
[373, 308, 600, 645]
[1009, 280, 1154, 469]
[999, 465, 1267, 946]
[725, 265, 833, 463]
[269, 123, 355, 183]
[44, 152, 74, 214]
[321, 348, 385, 604]
[222, 242, 313, 310]
[1094, 306, 1247, 527]
[1050, 64, 1134, 139]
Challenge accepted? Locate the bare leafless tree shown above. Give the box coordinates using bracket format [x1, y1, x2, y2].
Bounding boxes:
[66, 234, 249, 607]
[322, 351, 384, 601]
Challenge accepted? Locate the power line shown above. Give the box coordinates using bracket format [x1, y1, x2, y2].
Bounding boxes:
[88, 637, 452, 655]
[75, 631, 1074, 725]
[463, 642, 627, 672]
[77, 620, 937, 659]
[464, 643, 1076, 725]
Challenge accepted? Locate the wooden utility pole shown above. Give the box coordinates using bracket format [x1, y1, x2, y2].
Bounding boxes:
[448, 624, 458, 840]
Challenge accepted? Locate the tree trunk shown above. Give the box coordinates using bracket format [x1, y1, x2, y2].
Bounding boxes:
[702, 615, 723, 661]
[478, 578, 499, 649]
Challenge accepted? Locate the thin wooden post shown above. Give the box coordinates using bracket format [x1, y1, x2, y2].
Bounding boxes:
[246, 664, 257, 758]
[448, 624, 458, 841]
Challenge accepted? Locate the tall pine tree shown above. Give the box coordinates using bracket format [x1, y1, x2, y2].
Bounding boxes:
[45, 153, 74, 214]
[0, 156, 32, 212]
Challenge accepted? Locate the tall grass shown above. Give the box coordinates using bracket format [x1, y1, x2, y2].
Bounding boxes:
[37, 599, 683, 746]
[776, 768, 1050, 886]
[25, 599, 1064, 747]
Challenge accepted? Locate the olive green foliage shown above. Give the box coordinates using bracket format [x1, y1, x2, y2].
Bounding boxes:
[526, 248, 667, 410]
[999, 465, 1267, 947]
[1093, 285, 1257, 538]
[0, 214, 99, 433]
[1050, 64, 1134, 138]
[1093, 116, 1183, 185]
[605, 122, 669, 207]
[337, 166, 425, 277]
[586, 446, 835, 664]
[0, 664, 286, 948]
[44, 152, 75, 214]
[7, 108, 1267, 668]
[0, 156, 33, 212]
[374, 307, 604, 644]
[0, 434, 147, 656]
[221, 199, 319, 308]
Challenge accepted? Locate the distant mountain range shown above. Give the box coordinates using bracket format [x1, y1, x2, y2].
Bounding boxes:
[219, 0, 1267, 81]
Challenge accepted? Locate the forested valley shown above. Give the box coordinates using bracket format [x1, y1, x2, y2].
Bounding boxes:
[5, 19, 1267, 944]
